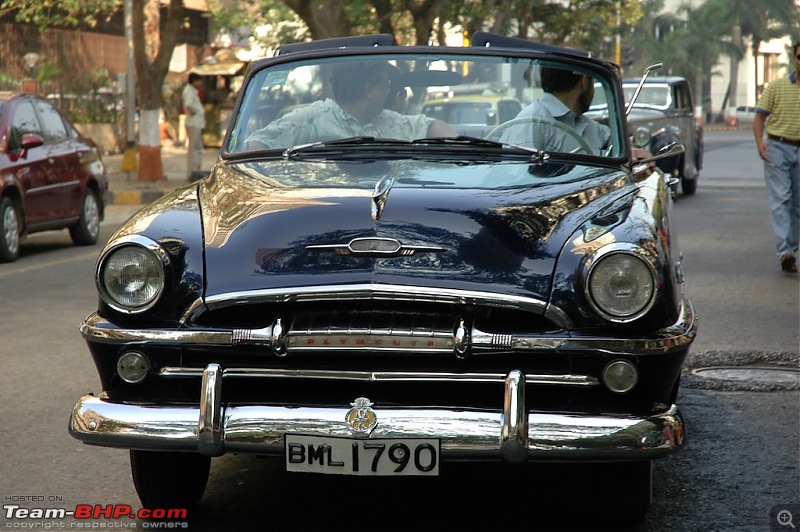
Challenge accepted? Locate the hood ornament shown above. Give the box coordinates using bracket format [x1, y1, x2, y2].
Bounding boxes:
[371, 176, 394, 222]
[306, 237, 446, 258]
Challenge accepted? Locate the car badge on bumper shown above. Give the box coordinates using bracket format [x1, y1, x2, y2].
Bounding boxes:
[346, 397, 378, 434]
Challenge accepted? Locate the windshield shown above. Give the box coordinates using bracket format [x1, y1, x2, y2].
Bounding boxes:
[226, 51, 624, 159]
[623, 84, 671, 109]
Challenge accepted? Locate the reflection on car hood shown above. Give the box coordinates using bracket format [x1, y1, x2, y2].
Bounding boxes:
[198, 159, 631, 303]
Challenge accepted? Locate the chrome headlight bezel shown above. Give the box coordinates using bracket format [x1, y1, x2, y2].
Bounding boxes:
[96, 235, 169, 314]
[582, 244, 659, 323]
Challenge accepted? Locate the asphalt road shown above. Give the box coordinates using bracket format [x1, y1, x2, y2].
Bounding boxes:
[0, 129, 796, 531]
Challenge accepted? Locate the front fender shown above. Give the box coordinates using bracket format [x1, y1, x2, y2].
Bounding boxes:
[98, 184, 205, 323]
[549, 170, 681, 330]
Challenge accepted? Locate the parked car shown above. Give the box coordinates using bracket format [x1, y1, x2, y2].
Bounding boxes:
[735, 105, 758, 124]
[0, 92, 108, 262]
[621, 76, 704, 195]
[421, 94, 522, 136]
[69, 33, 696, 523]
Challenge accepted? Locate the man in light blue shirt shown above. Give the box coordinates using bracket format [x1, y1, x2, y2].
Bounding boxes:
[501, 67, 610, 154]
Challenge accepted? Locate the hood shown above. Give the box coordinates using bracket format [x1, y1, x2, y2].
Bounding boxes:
[199, 158, 631, 303]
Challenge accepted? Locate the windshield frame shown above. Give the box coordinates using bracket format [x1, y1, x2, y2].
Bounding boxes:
[222, 45, 630, 164]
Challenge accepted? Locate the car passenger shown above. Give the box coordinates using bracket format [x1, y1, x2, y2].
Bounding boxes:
[246, 61, 454, 149]
[501, 66, 611, 154]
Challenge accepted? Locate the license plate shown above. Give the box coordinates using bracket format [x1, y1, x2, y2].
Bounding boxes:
[285, 434, 440, 476]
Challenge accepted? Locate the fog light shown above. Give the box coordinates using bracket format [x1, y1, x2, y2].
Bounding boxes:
[602, 359, 638, 393]
[117, 351, 151, 384]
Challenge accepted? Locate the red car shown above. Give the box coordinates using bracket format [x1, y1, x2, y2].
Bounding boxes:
[0, 92, 108, 262]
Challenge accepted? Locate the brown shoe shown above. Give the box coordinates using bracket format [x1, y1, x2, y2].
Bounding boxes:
[780, 254, 798, 273]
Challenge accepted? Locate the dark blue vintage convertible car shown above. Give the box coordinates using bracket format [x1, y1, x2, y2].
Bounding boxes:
[69, 33, 696, 522]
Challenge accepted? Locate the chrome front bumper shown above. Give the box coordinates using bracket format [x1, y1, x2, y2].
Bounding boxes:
[69, 365, 685, 463]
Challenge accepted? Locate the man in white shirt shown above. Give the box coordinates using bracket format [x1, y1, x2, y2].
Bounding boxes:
[182, 73, 205, 180]
[246, 61, 454, 150]
[500, 67, 610, 154]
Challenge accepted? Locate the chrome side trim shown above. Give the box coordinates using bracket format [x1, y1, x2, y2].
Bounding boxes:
[157, 367, 600, 386]
[69, 391, 685, 460]
[81, 297, 695, 356]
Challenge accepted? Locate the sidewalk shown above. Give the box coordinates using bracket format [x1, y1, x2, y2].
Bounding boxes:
[102, 144, 219, 205]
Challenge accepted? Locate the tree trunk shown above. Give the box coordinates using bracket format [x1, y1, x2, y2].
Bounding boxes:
[727, 25, 742, 110]
[133, 0, 184, 182]
[285, 0, 347, 39]
[406, 0, 439, 45]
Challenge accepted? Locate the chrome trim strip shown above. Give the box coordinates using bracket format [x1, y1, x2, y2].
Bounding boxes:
[198, 364, 223, 457]
[81, 297, 695, 355]
[203, 284, 566, 326]
[81, 313, 233, 344]
[158, 366, 600, 386]
[69, 393, 685, 460]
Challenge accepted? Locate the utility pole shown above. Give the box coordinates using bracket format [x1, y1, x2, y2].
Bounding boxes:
[615, 0, 622, 67]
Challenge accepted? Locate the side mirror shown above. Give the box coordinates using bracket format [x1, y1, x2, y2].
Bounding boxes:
[18, 133, 44, 159]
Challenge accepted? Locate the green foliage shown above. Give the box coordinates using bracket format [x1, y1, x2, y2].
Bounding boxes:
[48, 67, 122, 124]
[0, 71, 22, 91]
[0, 0, 122, 30]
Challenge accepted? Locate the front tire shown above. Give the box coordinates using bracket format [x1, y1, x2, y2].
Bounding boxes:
[0, 196, 21, 263]
[69, 189, 100, 245]
[130, 451, 211, 508]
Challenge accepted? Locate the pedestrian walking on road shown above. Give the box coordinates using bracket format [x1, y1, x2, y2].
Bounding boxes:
[754, 41, 800, 274]
[182, 73, 206, 181]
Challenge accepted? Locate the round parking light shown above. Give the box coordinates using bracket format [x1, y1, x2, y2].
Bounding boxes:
[602, 359, 638, 394]
[117, 351, 151, 384]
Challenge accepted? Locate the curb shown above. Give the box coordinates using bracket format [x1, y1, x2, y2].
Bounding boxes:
[108, 189, 174, 205]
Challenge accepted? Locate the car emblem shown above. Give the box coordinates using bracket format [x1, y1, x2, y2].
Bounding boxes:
[306, 237, 446, 258]
[345, 397, 378, 434]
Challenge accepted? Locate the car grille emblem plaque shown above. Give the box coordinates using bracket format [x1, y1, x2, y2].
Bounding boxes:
[345, 397, 378, 434]
[306, 237, 446, 258]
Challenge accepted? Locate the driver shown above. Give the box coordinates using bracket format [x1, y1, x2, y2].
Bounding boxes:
[500, 66, 610, 154]
[246, 61, 454, 149]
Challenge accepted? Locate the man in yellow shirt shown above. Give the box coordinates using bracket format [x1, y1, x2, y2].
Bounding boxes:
[754, 41, 800, 274]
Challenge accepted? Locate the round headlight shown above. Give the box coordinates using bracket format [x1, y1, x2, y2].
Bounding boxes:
[587, 251, 656, 321]
[99, 242, 166, 312]
[632, 126, 652, 148]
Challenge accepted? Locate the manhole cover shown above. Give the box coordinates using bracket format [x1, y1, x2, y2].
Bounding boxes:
[691, 366, 800, 384]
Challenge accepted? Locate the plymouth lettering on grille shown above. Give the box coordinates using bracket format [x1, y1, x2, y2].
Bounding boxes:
[286, 334, 454, 351]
